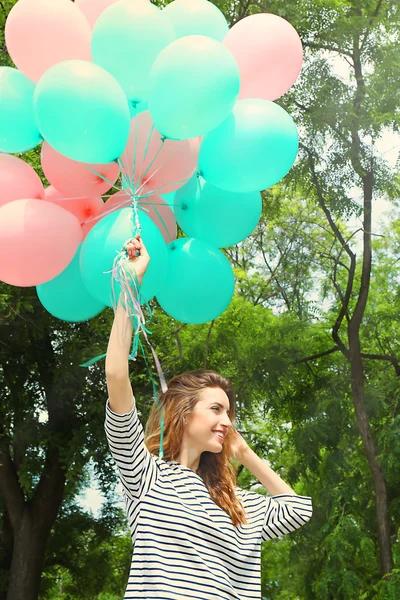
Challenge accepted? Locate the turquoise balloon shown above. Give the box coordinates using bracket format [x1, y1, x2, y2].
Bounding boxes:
[156, 237, 234, 324]
[91, 0, 175, 103]
[37, 245, 105, 322]
[174, 174, 262, 247]
[199, 99, 299, 193]
[0, 67, 42, 153]
[129, 100, 148, 118]
[161, 191, 176, 211]
[34, 60, 131, 163]
[162, 0, 228, 41]
[148, 35, 240, 140]
[80, 207, 168, 307]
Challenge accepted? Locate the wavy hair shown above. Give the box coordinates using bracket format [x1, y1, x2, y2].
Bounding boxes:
[144, 369, 248, 526]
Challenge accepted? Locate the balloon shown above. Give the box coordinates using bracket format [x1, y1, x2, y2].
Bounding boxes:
[0, 154, 44, 209]
[0, 68, 42, 153]
[174, 174, 262, 247]
[5, 0, 91, 83]
[156, 237, 235, 324]
[76, 0, 148, 30]
[34, 60, 131, 163]
[148, 35, 240, 140]
[120, 111, 199, 195]
[91, 0, 175, 103]
[162, 0, 228, 41]
[0, 199, 82, 287]
[80, 207, 168, 306]
[199, 99, 298, 193]
[103, 191, 177, 243]
[130, 100, 148, 118]
[41, 142, 120, 197]
[37, 244, 105, 322]
[162, 191, 176, 211]
[223, 14, 303, 101]
[44, 186, 105, 238]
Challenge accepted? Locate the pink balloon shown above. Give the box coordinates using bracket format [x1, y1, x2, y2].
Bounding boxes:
[223, 13, 303, 101]
[44, 186, 105, 238]
[5, 0, 91, 82]
[0, 198, 82, 287]
[104, 190, 177, 243]
[41, 142, 120, 197]
[0, 154, 44, 209]
[76, 0, 149, 29]
[120, 110, 199, 196]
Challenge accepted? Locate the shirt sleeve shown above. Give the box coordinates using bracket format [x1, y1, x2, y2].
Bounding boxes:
[260, 493, 313, 542]
[104, 398, 158, 501]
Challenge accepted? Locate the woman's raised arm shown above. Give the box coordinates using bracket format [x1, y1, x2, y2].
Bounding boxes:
[105, 234, 150, 414]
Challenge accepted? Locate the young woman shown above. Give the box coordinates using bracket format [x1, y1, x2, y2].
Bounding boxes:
[105, 234, 312, 600]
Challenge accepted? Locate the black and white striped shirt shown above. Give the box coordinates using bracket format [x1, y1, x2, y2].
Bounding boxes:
[104, 399, 313, 599]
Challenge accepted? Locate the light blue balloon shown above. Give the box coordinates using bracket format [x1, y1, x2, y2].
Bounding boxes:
[0, 67, 42, 153]
[161, 191, 176, 211]
[162, 0, 228, 41]
[37, 245, 105, 322]
[129, 100, 148, 118]
[199, 99, 299, 193]
[174, 174, 262, 247]
[156, 237, 234, 324]
[148, 35, 240, 140]
[80, 207, 168, 307]
[34, 60, 131, 163]
[91, 0, 175, 103]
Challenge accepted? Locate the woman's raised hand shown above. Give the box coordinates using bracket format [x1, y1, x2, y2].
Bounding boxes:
[125, 233, 151, 283]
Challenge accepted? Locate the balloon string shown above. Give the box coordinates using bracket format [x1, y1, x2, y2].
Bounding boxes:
[135, 141, 192, 197]
[138, 175, 191, 198]
[138, 122, 156, 184]
[105, 196, 167, 458]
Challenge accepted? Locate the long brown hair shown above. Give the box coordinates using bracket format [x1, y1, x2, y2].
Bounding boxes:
[144, 369, 248, 526]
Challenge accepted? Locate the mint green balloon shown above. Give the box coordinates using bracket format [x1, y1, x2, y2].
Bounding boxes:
[175, 174, 262, 247]
[148, 35, 240, 140]
[129, 100, 148, 118]
[0, 67, 42, 153]
[162, 0, 228, 41]
[37, 245, 105, 322]
[156, 237, 234, 324]
[91, 0, 175, 103]
[161, 191, 176, 211]
[199, 99, 299, 193]
[34, 60, 131, 163]
[80, 207, 168, 307]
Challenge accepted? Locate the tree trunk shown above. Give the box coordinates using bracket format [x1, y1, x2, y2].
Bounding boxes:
[0, 512, 13, 600]
[348, 331, 394, 575]
[6, 509, 47, 600]
[3, 451, 67, 600]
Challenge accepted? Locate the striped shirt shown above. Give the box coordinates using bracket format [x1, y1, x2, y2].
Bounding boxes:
[104, 399, 313, 600]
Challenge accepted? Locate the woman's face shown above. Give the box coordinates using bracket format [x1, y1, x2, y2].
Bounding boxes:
[184, 387, 233, 454]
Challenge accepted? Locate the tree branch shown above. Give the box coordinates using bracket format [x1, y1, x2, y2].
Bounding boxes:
[303, 41, 353, 58]
[295, 346, 340, 364]
[360, 353, 400, 377]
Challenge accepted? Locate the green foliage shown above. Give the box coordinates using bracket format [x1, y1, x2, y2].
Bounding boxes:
[1, 0, 400, 599]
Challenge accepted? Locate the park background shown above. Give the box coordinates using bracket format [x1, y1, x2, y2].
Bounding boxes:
[0, 0, 399, 599]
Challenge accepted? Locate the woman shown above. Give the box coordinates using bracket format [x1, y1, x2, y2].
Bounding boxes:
[105, 234, 312, 600]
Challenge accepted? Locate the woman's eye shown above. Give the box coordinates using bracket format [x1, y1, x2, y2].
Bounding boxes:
[212, 407, 219, 411]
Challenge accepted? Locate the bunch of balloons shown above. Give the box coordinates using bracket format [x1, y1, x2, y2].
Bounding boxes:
[0, 0, 303, 325]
